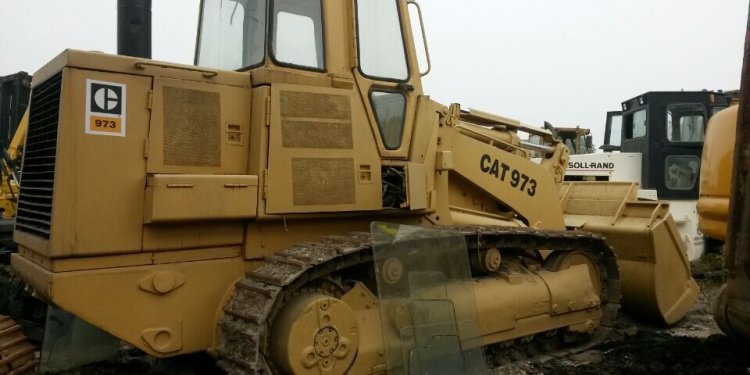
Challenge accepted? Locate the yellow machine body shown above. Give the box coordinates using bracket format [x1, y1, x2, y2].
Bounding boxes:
[9, 0, 698, 373]
[698, 105, 737, 241]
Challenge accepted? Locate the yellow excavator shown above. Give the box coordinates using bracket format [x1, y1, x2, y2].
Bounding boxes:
[0, 72, 29, 229]
[0, 110, 26, 220]
[6, 0, 698, 373]
[0, 72, 35, 374]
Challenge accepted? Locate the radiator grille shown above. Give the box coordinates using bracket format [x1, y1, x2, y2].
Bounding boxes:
[16, 73, 62, 238]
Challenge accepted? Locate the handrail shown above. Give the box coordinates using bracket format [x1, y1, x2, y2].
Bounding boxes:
[407, 1, 432, 77]
[134, 61, 218, 78]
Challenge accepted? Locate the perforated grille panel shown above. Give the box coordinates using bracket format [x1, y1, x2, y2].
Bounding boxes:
[280, 91, 352, 149]
[292, 158, 355, 206]
[163, 87, 221, 167]
[282, 121, 352, 149]
[16, 73, 62, 238]
[280, 91, 350, 119]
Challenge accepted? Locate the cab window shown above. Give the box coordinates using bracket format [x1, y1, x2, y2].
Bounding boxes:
[371, 91, 406, 149]
[271, 0, 325, 70]
[357, 0, 409, 81]
[197, 0, 267, 70]
[625, 109, 646, 139]
[609, 114, 622, 146]
[665, 155, 700, 190]
[667, 103, 705, 142]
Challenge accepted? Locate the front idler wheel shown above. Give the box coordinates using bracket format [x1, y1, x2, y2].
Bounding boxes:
[270, 294, 359, 375]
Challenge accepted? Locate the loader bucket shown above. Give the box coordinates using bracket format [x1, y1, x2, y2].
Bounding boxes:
[560, 182, 699, 325]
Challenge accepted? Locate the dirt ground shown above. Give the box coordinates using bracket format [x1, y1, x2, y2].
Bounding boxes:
[57, 254, 746, 375]
[496, 252, 750, 375]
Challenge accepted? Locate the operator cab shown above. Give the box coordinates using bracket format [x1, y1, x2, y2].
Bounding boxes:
[602, 91, 733, 200]
[192, 0, 432, 212]
[194, 0, 428, 159]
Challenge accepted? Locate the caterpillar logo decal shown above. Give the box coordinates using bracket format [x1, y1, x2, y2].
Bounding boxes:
[85, 79, 127, 137]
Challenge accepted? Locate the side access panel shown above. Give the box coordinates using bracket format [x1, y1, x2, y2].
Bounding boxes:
[146, 77, 250, 175]
[142, 77, 252, 252]
[265, 84, 382, 214]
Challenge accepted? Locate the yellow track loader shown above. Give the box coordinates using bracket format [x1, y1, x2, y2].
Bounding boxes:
[9, 0, 697, 373]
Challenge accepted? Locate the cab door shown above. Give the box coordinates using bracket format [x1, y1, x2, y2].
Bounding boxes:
[602, 111, 623, 151]
[654, 100, 707, 200]
[352, 0, 424, 159]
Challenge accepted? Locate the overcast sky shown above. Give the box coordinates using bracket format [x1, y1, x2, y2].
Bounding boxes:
[0, 0, 746, 145]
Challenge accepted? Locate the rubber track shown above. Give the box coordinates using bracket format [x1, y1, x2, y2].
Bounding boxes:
[216, 226, 621, 375]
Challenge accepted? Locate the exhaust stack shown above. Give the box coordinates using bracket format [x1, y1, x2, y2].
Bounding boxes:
[117, 0, 152, 58]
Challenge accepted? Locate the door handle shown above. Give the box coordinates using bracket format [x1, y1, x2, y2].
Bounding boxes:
[397, 83, 415, 92]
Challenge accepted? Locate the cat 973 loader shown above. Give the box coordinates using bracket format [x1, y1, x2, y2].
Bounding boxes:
[8, 0, 698, 373]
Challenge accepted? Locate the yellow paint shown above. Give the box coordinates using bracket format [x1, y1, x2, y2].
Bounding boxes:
[698, 105, 737, 241]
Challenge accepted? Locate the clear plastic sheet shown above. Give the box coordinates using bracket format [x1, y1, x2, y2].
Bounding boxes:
[371, 222, 488, 375]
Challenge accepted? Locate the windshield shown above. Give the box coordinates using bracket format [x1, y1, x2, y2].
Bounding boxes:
[625, 109, 646, 139]
[197, 0, 266, 70]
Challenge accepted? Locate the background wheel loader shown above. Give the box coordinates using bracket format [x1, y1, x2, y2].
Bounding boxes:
[8, 0, 698, 373]
[562, 91, 734, 262]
